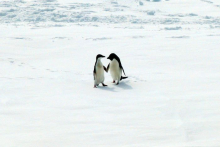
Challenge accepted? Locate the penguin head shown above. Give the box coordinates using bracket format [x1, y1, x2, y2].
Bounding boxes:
[96, 54, 105, 60]
[107, 53, 117, 61]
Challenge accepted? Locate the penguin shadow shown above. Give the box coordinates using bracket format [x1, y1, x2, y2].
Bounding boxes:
[115, 81, 132, 90]
[99, 86, 116, 92]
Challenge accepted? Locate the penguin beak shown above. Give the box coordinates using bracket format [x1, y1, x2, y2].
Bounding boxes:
[107, 56, 110, 59]
[102, 55, 105, 58]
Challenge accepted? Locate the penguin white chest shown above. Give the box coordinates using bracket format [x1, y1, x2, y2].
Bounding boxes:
[109, 59, 122, 80]
[95, 60, 104, 84]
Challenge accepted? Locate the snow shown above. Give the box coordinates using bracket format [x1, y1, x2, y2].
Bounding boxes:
[0, 0, 220, 146]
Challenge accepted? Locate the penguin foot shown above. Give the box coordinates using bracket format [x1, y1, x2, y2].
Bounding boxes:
[112, 80, 115, 83]
[102, 83, 108, 86]
[116, 82, 119, 85]
[94, 85, 97, 88]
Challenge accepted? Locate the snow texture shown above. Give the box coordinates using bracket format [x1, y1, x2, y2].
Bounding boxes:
[0, 0, 220, 146]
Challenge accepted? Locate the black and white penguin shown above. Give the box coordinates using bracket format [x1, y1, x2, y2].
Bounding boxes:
[93, 54, 108, 88]
[107, 53, 128, 85]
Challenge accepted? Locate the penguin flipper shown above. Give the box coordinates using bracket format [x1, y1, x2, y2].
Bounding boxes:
[103, 66, 107, 72]
[122, 68, 126, 76]
[119, 64, 126, 76]
[106, 63, 110, 72]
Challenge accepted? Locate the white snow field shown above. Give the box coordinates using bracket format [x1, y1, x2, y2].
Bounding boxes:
[1, 0, 220, 146]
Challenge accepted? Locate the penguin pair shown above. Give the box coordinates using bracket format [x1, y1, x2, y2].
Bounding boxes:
[93, 53, 128, 88]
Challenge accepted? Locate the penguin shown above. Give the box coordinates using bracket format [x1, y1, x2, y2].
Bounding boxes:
[107, 53, 128, 85]
[93, 54, 108, 88]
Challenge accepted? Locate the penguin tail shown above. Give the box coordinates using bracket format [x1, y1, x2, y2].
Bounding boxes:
[120, 76, 128, 81]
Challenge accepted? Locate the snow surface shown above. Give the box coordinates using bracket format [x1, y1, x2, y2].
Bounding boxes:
[0, 0, 220, 146]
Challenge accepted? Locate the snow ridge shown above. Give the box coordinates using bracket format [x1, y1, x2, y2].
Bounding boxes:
[0, 0, 220, 29]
